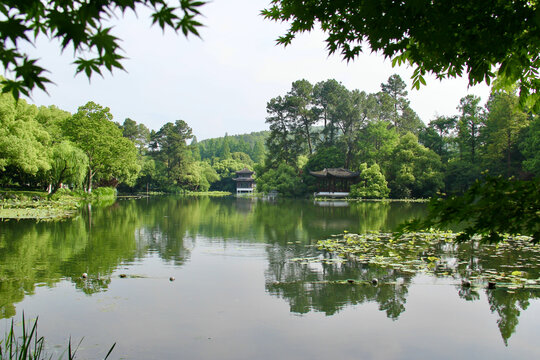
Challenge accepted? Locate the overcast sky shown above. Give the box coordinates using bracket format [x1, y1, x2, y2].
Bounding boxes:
[25, 0, 491, 140]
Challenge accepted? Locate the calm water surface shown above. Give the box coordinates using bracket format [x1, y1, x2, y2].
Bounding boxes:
[0, 197, 539, 359]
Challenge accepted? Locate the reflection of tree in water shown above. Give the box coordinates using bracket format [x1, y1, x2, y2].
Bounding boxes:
[405, 236, 540, 345]
[0, 198, 196, 318]
[0, 218, 92, 317]
[134, 197, 194, 264]
[486, 289, 540, 346]
[456, 278, 540, 346]
[443, 238, 540, 345]
[264, 244, 413, 318]
[4, 196, 538, 345]
[384, 202, 428, 229]
[253, 200, 307, 244]
[133, 197, 419, 246]
[252, 199, 421, 245]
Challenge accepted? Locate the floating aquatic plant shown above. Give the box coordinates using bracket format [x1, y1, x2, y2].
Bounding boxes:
[310, 230, 540, 288]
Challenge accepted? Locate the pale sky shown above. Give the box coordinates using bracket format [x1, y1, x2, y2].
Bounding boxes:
[24, 0, 490, 140]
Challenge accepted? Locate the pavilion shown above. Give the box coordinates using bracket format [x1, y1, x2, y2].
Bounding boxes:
[234, 168, 256, 195]
[309, 168, 359, 198]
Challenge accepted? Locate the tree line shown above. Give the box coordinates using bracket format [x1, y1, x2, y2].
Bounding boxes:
[0, 89, 264, 194]
[1, 74, 537, 198]
[0, 97, 140, 194]
[256, 75, 539, 198]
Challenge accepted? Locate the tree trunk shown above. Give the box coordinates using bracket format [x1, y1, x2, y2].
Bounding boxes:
[506, 131, 512, 178]
[304, 122, 313, 154]
[50, 166, 67, 196]
[87, 167, 93, 193]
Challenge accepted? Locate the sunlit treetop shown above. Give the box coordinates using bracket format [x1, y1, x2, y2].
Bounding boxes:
[262, 0, 540, 111]
[0, 0, 206, 99]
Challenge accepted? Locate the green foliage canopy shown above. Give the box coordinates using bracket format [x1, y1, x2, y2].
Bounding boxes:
[483, 91, 530, 176]
[63, 101, 140, 191]
[263, 0, 540, 110]
[0, 93, 50, 175]
[152, 120, 194, 187]
[256, 162, 305, 197]
[0, 0, 206, 99]
[350, 163, 389, 199]
[520, 117, 540, 176]
[388, 132, 443, 198]
[400, 176, 540, 243]
[48, 140, 88, 194]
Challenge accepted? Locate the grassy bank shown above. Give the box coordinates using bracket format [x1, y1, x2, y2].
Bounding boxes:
[183, 191, 232, 197]
[313, 197, 429, 202]
[0, 188, 116, 221]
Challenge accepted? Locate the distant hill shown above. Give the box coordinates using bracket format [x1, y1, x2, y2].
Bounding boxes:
[196, 130, 269, 162]
[199, 130, 270, 147]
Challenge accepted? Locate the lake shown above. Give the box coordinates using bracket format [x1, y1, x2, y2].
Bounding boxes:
[1, 196, 539, 359]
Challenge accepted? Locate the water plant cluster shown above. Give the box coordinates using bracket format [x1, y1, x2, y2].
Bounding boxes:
[0, 193, 79, 221]
[0, 188, 116, 221]
[312, 230, 540, 289]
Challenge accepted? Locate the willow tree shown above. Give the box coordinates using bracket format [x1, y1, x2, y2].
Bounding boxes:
[0, 93, 50, 179]
[48, 141, 88, 194]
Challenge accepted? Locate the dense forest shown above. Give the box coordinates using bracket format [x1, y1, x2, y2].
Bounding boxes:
[0, 89, 264, 194]
[256, 75, 539, 198]
[1, 74, 538, 198]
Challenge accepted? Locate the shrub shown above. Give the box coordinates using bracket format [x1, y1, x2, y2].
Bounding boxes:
[350, 163, 390, 199]
[92, 187, 116, 198]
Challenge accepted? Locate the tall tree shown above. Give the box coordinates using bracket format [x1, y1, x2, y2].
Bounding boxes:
[419, 115, 458, 161]
[121, 118, 150, 154]
[371, 92, 395, 123]
[153, 120, 194, 186]
[313, 79, 343, 145]
[64, 101, 140, 192]
[381, 74, 424, 134]
[483, 91, 529, 176]
[286, 79, 317, 155]
[457, 95, 485, 164]
[265, 96, 303, 167]
[430, 116, 458, 138]
[331, 89, 368, 168]
[381, 74, 409, 126]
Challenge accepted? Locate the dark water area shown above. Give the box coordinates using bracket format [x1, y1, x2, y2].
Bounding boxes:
[0, 196, 539, 359]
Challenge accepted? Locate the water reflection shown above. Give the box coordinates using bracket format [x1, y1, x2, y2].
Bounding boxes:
[264, 228, 540, 345]
[0, 196, 539, 347]
[264, 244, 412, 318]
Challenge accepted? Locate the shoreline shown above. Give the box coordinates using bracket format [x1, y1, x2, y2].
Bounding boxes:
[0, 189, 115, 221]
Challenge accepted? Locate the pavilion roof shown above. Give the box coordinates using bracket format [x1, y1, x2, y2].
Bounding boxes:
[309, 168, 359, 179]
[236, 167, 254, 175]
